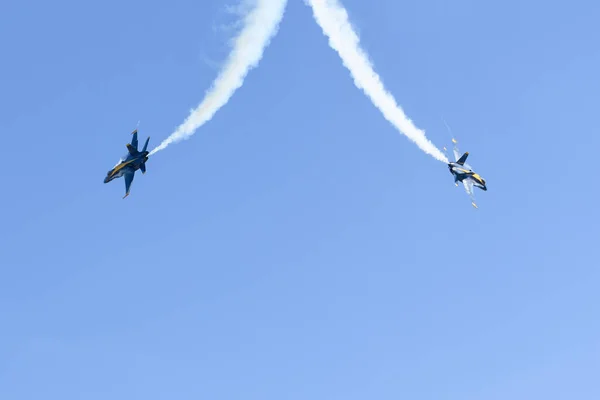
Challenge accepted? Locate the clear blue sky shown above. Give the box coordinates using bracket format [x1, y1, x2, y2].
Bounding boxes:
[1, 0, 599, 398]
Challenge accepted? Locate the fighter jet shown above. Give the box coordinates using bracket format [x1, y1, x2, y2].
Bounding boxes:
[444, 138, 487, 208]
[104, 128, 150, 198]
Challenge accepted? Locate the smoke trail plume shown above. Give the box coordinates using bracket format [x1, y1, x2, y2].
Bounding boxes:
[150, 0, 287, 155]
[305, 0, 448, 163]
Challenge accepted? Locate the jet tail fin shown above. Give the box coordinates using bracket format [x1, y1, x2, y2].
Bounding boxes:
[456, 152, 469, 165]
[141, 136, 150, 153]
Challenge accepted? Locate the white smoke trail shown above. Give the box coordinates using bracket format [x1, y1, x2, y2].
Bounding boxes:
[305, 0, 448, 163]
[150, 0, 288, 155]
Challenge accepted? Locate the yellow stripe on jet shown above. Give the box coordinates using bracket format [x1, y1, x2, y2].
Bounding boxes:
[471, 173, 484, 184]
[108, 159, 135, 178]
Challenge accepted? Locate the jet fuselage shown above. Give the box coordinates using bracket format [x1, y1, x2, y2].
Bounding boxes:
[104, 151, 148, 183]
[448, 162, 487, 191]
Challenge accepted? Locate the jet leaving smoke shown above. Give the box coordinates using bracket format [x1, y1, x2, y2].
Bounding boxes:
[305, 0, 448, 163]
[150, 0, 287, 155]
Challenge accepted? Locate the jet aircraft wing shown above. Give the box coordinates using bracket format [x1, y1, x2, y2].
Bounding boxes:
[131, 129, 139, 150]
[462, 179, 478, 208]
[452, 138, 461, 162]
[123, 168, 135, 199]
[462, 179, 473, 196]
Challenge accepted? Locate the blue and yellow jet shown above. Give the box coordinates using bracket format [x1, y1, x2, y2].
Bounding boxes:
[104, 128, 150, 198]
[445, 138, 487, 208]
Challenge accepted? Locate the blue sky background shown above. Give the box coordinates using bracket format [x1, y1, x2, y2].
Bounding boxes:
[1, 0, 599, 398]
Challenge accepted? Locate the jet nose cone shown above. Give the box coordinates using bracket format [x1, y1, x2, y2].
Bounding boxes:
[104, 177, 110, 183]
